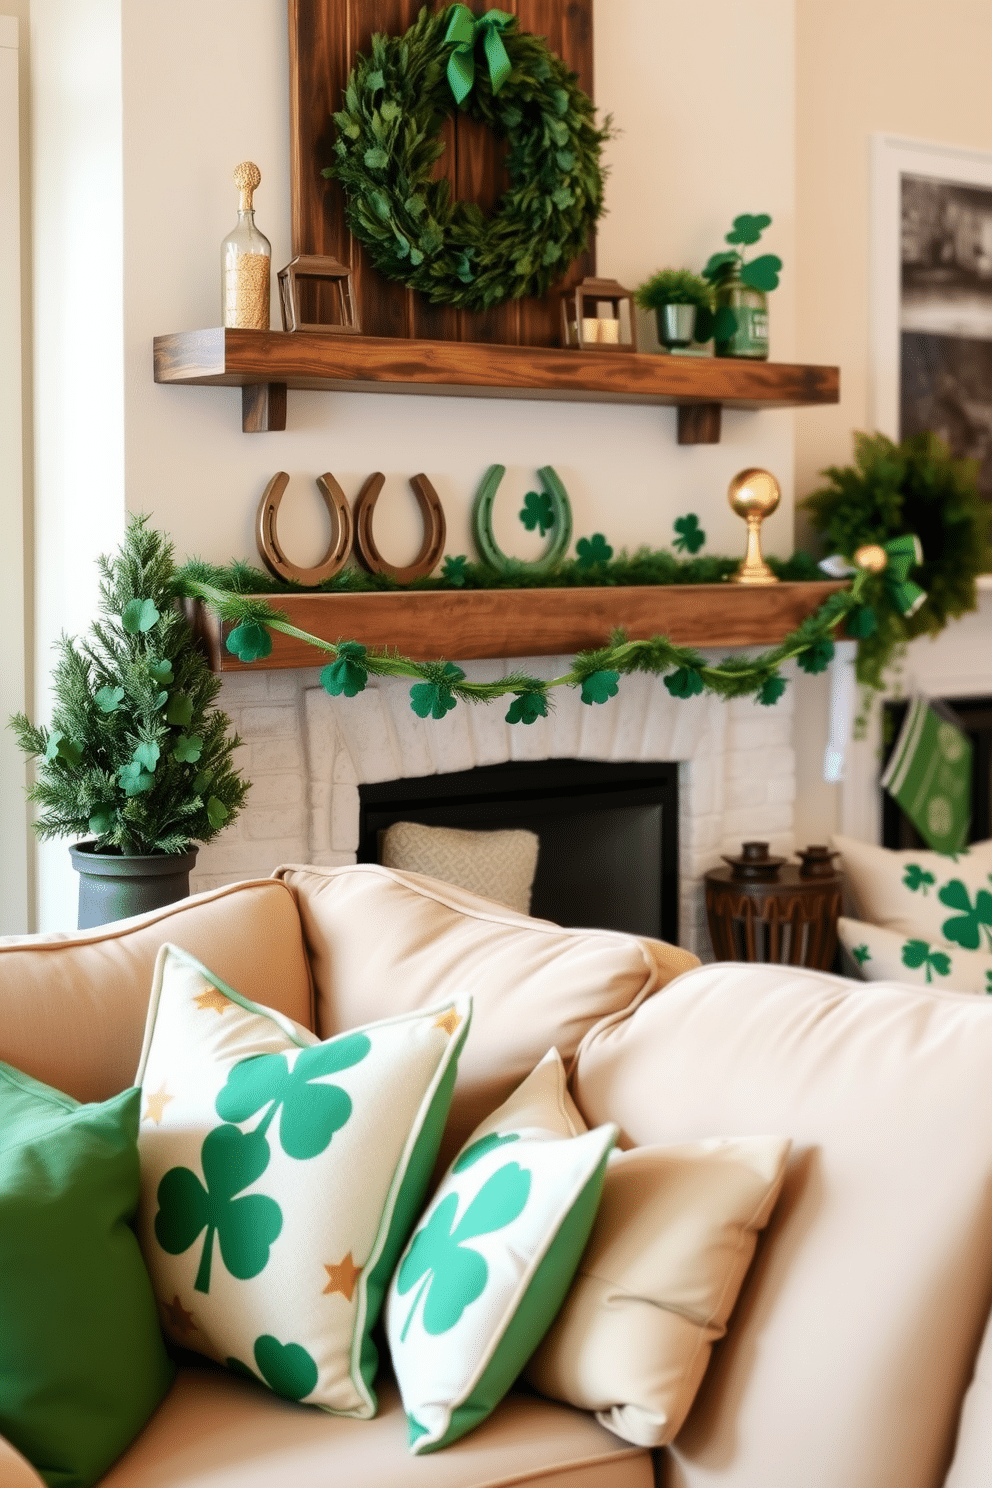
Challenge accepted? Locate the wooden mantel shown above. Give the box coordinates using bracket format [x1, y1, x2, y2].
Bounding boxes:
[187, 582, 847, 672]
[153, 328, 840, 442]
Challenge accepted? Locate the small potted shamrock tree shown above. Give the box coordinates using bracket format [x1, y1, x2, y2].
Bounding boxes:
[9, 515, 249, 928]
[633, 269, 713, 351]
[698, 213, 782, 359]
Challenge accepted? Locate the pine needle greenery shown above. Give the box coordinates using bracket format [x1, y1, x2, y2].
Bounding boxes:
[10, 516, 249, 856]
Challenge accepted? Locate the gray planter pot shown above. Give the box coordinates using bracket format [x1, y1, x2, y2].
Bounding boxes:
[655, 303, 698, 350]
[69, 842, 198, 929]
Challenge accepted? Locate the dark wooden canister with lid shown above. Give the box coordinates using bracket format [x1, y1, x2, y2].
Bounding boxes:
[704, 842, 843, 968]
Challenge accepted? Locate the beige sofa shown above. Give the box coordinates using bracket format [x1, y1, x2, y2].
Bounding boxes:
[1, 862, 991, 1488]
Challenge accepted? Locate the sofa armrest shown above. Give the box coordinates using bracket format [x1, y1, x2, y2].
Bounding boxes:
[0, 1434, 46, 1487]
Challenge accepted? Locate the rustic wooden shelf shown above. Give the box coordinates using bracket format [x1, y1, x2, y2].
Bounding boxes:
[185, 581, 847, 672]
[153, 329, 840, 443]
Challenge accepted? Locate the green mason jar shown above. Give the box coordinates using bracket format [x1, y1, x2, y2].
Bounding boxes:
[714, 268, 769, 359]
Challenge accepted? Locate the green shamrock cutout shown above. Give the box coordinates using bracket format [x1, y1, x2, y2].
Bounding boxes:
[452, 1132, 520, 1173]
[94, 685, 125, 714]
[88, 806, 115, 836]
[173, 735, 203, 764]
[44, 730, 83, 768]
[505, 693, 548, 726]
[410, 663, 465, 720]
[938, 879, 992, 951]
[796, 639, 835, 675]
[901, 939, 952, 983]
[148, 657, 175, 684]
[321, 642, 369, 699]
[575, 534, 613, 569]
[903, 865, 936, 895]
[206, 796, 229, 829]
[758, 674, 787, 707]
[166, 694, 194, 727]
[397, 1161, 531, 1341]
[442, 555, 469, 587]
[672, 514, 706, 554]
[119, 760, 155, 796]
[134, 740, 160, 773]
[519, 490, 556, 536]
[726, 212, 772, 245]
[214, 1032, 371, 1160]
[155, 1124, 282, 1293]
[580, 670, 620, 706]
[852, 944, 871, 966]
[226, 622, 273, 664]
[664, 667, 704, 699]
[121, 598, 160, 634]
[227, 1336, 319, 1402]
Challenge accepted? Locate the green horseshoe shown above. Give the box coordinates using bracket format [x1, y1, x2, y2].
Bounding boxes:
[471, 465, 574, 577]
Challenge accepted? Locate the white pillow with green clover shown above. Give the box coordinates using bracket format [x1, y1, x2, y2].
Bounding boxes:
[833, 834, 992, 951]
[839, 916, 992, 994]
[135, 943, 469, 1417]
[385, 1049, 617, 1454]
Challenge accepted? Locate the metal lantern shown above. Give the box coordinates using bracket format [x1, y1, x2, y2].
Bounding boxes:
[277, 254, 361, 334]
[560, 277, 637, 352]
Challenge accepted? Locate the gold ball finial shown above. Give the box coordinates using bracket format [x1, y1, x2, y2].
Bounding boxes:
[728, 468, 781, 585]
[233, 161, 262, 211]
[854, 543, 888, 574]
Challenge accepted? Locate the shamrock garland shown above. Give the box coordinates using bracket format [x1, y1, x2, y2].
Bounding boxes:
[325, 5, 609, 311]
[178, 567, 870, 728]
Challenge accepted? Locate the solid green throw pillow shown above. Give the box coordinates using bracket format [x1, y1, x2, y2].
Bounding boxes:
[0, 1062, 174, 1488]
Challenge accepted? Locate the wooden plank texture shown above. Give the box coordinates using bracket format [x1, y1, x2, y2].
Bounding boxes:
[154, 329, 840, 410]
[288, 0, 595, 348]
[190, 582, 847, 670]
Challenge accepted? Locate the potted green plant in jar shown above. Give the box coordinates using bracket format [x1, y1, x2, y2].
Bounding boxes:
[634, 268, 713, 351]
[9, 515, 249, 928]
[699, 214, 782, 359]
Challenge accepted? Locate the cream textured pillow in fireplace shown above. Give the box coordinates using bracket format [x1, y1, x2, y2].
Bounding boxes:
[380, 822, 539, 916]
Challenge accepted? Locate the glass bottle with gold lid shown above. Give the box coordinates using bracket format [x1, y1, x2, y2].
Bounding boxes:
[221, 162, 271, 330]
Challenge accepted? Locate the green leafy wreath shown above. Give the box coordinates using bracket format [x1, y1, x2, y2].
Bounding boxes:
[325, 4, 609, 311]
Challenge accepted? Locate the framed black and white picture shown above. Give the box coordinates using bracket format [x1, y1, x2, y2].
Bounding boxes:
[871, 134, 992, 499]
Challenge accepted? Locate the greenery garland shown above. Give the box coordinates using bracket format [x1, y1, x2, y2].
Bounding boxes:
[325, 4, 609, 311]
[803, 431, 992, 688]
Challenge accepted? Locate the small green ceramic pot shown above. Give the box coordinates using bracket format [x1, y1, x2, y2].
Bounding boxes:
[70, 842, 198, 929]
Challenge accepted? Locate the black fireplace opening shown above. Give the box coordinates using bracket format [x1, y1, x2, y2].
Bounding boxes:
[357, 757, 679, 943]
[881, 695, 992, 848]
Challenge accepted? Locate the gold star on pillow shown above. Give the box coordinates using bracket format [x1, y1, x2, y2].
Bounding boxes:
[163, 1295, 197, 1334]
[143, 1082, 173, 1125]
[323, 1253, 363, 1302]
[193, 984, 231, 1015]
[434, 1008, 462, 1037]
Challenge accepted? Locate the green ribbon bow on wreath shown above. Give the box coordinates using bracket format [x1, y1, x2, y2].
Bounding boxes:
[820, 532, 927, 639]
[443, 4, 514, 104]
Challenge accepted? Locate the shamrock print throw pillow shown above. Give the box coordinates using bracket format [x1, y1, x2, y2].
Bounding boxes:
[385, 1048, 617, 1454]
[839, 915, 992, 995]
[134, 943, 469, 1417]
[832, 834, 992, 949]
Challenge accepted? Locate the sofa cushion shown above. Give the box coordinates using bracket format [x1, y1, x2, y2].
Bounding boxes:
[274, 863, 697, 1165]
[572, 962, 992, 1488]
[832, 833, 992, 948]
[386, 1051, 617, 1454]
[135, 944, 468, 1418]
[945, 1300, 992, 1488]
[0, 1063, 174, 1488]
[0, 880, 313, 1105]
[838, 914, 992, 993]
[524, 1135, 790, 1448]
[98, 1365, 652, 1488]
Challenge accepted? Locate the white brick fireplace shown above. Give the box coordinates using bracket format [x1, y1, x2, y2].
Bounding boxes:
[191, 654, 800, 960]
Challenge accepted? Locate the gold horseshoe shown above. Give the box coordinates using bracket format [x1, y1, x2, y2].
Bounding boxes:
[353, 472, 447, 583]
[256, 472, 354, 586]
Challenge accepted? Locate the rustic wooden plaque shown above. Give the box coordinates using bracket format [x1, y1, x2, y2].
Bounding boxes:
[289, 0, 595, 347]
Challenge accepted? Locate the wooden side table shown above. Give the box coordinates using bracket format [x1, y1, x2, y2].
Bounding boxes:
[705, 843, 843, 969]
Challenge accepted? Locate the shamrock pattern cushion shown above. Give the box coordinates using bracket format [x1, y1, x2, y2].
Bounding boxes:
[832, 833, 992, 950]
[524, 1136, 791, 1447]
[385, 1049, 617, 1454]
[135, 943, 469, 1417]
[838, 915, 992, 994]
[0, 1062, 173, 1488]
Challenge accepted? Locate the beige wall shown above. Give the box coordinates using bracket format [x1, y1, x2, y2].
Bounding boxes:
[793, 0, 992, 847]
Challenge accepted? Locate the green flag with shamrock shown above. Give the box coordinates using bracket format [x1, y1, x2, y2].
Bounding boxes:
[881, 696, 972, 852]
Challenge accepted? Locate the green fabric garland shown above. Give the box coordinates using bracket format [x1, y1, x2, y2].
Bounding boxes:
[325, 4, 609, 311]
